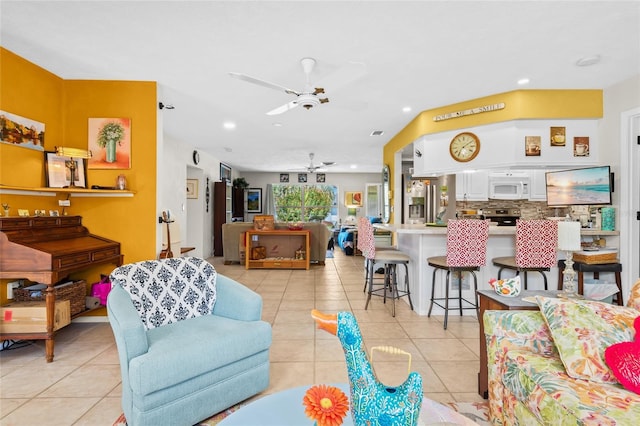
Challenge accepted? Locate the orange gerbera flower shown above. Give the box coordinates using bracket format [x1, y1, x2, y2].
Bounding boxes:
[302, 384, 350, 426]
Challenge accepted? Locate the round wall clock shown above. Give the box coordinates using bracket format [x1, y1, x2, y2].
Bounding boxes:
[449, 132, 480, 162]
[192, 150, 200, 165]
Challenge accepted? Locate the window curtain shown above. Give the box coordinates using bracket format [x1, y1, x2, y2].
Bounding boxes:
[265, 183, 274, 216]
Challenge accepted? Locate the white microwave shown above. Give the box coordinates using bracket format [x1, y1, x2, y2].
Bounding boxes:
[488, 172, 530, 200]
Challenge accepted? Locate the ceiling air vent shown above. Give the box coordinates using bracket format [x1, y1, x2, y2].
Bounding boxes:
[370, 130, 384, 136]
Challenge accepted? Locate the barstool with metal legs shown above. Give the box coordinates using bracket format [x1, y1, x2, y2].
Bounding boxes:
[427, 219, 490, 329]
[359, 217, 413, 317]
[492, 219, 558, 290]
[357, 218, 397, 293]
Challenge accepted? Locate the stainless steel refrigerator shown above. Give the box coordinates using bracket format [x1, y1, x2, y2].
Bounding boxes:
[403, 174, 456, 224]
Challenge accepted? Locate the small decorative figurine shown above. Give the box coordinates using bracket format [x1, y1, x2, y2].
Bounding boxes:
[312, 310, 423, 425]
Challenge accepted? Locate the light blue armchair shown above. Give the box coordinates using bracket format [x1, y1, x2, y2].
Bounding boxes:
[107, 257, 271, 426]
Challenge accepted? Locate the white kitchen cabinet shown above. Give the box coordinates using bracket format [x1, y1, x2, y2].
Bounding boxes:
[456, 171, 489, 201]
[529, 169, 548, 200]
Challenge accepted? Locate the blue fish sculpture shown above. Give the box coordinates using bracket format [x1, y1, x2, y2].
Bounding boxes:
[312, 310, 423, 425]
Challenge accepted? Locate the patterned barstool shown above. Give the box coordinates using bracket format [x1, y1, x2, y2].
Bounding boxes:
[427, 219, 489, 329]
[492, 219, 558, 290]
[357, 218, 397, 293]
[359, 217, 413, 317]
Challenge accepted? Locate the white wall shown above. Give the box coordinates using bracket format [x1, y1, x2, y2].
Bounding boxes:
[601, 74, 640, 293]
[240, 171, 382, 222]
[159, 135, 221, 258]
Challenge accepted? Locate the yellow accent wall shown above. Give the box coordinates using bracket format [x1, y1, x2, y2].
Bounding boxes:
[383, 89, 604, 222]
[0, 48, 157, 307]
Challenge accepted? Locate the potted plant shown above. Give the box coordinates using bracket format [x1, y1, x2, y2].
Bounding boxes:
[233, 177, 249, 190]
[96, 122, 125, 163]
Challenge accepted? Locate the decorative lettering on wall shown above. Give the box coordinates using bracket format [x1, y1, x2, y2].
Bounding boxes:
[433, 103, 505, 122]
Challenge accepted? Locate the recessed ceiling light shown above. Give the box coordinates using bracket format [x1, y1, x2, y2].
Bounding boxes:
[350, 164, 358, 169]
[370, 130, 384, 136]
[402, 106, 412, 113]
[223, 121, 236, 130]
[576, 55, 601, 67]
[517, 78, 530, 85]
[272, 122, 283, 127]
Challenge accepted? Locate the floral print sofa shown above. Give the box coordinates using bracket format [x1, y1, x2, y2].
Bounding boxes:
[484, 279, 640, 425]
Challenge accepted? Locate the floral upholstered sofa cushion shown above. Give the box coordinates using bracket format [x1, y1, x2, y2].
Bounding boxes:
[485, 310, 640, 426]
[536, 296, 638, 384]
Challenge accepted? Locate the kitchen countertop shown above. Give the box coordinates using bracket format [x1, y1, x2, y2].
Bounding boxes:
[375, 223, 619, 236]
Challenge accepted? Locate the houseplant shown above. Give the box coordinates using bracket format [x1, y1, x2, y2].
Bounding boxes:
[97, 122, 125, 163]
[233, 177, 249, 190]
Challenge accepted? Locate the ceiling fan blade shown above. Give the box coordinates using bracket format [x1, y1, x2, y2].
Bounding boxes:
[266, 100, 299, 116]
[316, 61, 367, 93]
[229, 72, 300, 95]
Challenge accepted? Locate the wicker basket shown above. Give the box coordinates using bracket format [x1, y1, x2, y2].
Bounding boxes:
[573, 250, 618, 265]
[253, 215, 275, 231]
[13, 280, 87, 316]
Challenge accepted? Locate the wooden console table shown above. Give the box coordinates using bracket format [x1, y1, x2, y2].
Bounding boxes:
[477, 289, 557, 399]
[0, 215, 123, 362]
[245, 229, 310, 270]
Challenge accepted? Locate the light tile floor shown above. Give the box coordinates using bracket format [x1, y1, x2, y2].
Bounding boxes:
[0, 250, 484, 425]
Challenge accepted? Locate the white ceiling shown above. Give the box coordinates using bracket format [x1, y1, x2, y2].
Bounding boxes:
[1, 1, 639, 173]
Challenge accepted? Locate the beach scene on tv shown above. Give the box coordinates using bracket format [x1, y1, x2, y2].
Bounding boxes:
[545, 166, 611, 206]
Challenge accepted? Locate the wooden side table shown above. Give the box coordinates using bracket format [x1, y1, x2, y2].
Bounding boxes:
[477, 289, 557, 399]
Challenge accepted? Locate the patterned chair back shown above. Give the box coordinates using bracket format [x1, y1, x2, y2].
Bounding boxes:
[445, 219, 490, 267]
[515, 219, 558, 268]
[357, 216, 376, 260]
[109, 257, 217, 330]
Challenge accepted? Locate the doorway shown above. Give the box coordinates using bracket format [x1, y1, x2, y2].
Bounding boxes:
[620, 107, 640, 294]
[186, 166, 205, 258]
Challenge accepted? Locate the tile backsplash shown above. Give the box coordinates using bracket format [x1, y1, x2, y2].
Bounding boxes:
[456, 200, 569, 219]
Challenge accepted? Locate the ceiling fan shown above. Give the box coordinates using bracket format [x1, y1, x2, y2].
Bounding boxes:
[294, 153, 336, 173]
[229, 57, 365, 115]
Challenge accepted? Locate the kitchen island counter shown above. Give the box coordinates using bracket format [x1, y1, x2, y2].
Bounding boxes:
[374, 223, 619, 315]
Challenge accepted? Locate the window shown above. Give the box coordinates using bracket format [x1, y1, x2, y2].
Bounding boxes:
[272, 184, 337, 222]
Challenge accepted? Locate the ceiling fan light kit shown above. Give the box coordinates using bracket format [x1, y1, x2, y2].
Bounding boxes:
[230, 56, 361, 116]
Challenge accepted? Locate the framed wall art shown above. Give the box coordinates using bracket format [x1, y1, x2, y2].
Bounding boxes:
[186, 179, 198, 199]
[550, 126, 566, 146]
[0, 110, 45, 151]
[220, 163, 232, 182]
[298, 173, 307, 183]
[280, 173, 290, 183]
[88, 118, 131, 169]
[247, 188, 262, 213]
[44, 151, 87, 188]
[316, 173, 326, 183]
[573, 136, 590, 157]
[345, 191, 363, 207]
[525, 136, 541, 156]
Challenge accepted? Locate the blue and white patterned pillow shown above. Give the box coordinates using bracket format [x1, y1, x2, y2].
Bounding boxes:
[110, 257, 217, 330]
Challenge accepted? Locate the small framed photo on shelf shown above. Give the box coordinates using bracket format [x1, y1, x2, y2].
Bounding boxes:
[49, 210, 59, 217]
[316, 173, 326, 183]
[247, 188, 262, 213]
[18, 209, 30, 217]
[44, 151, 87, 188]
[280, 173, 290, 183]
[186, 179, 198, 199]
[298, 173, 307, 183]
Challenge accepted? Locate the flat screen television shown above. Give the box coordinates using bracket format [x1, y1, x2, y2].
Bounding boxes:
[545, 166, 612, 207]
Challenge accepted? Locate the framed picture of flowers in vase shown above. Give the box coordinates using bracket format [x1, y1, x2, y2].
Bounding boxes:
[88, 118, 132, 169]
